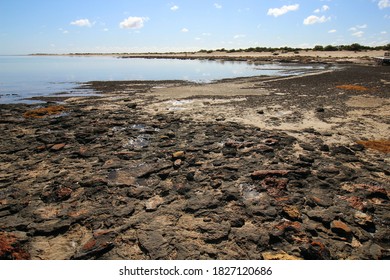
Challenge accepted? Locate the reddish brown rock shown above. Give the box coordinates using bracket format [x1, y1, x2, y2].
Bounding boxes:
[51, 143, 66, 151]
[35, 144, 47, 152]
[331, 220, 352, 237]
[73, 233, 115, 259]
[56, 187, 72, 201]
[261, 177, 288, 197]
[339, 195, 367, 211]
[0, 232, 30, 260]
[275, 221, 302, 232]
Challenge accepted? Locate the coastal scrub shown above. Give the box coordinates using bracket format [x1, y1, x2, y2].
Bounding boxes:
[336, 84, 369, 91]
[357, 140, 390, 153]
[23, 105, 66, 119]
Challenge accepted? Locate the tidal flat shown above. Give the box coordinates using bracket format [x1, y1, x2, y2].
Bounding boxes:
[0, 62, 389, 260]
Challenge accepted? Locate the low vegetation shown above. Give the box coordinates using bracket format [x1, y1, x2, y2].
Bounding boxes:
[23, 105, 66, 119]
[198, 43, 390, 54]
[336, 85, 369, 91]
[357, 140, 390, 154]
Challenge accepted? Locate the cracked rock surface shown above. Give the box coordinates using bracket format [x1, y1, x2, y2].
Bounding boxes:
[0, 64, 389, 260]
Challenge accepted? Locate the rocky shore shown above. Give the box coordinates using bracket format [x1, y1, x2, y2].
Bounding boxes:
[0, 64, 389, 260]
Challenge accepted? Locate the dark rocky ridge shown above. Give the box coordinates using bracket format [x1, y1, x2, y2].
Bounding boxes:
[0, 64, 389, 260]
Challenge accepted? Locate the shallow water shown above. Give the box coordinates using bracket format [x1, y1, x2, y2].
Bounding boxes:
[0, 55, 328, 104]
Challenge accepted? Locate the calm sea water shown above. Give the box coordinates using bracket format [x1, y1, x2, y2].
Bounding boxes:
[0, 55, 326, 103]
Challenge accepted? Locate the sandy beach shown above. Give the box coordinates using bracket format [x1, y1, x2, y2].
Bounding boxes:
[0, 54, 389, 260]
[118, 50, 387, 64]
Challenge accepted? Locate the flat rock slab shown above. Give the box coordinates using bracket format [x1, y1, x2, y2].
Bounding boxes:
[0, 65, 389, 260]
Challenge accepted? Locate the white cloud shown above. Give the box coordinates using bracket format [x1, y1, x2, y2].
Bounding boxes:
[381, 31, 387, 34]
[181, 28, 189, 32]
[378, 0, 390, 9]
[214, 3, 222, 9]
[303, 15, 330, 25]
[348, 24, 367, 38]
[328, 29, 337, 33]
[58, 28, 69, 34]
[70, 19, 93, 27]
[233, 34, 246, 39]
[119, 17, 148, 29]
[352, 31, 364, 37]
[349, 24, 367, 32]
[267, 4, 299, 17]
[171, 5, 179, 11]
[314, 5, 330, 13]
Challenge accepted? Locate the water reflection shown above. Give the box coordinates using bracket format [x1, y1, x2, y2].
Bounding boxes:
[0, 56, 329, 103]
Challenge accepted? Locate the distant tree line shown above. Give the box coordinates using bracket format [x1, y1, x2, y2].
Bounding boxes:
[198, 43, 390, 53]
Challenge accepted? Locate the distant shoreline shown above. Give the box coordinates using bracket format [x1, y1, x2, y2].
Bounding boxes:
[29, 50, 387, 65]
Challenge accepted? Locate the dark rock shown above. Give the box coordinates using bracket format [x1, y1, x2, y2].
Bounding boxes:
[222, 185, 241, 201]
[29, 219, 72, 236]
[331, 145, 355, 155]
[320, 144, 330, 152]
[299, 143, 316, 151]
[230, 217, 245, 228]
[253, 144, 274, 153]
[198, 221, 231, 243]
[257, 110, 264, 115]
[1, 83, 388, 260]
[306, 209, 335, 224]
[137, 230, 170, 259]
[251, 170, 290, 179]
[185, 195, 220, 213]
[300, 240, 331, 260]
[299, 154, 315, 163]
[350, 143, 365, 151]
[232, 223, 269, 248]
[41, 186, 73, 203]
[126, 103, 137, 109]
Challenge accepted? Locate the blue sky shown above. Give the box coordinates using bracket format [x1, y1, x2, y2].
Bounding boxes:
[0, 0, 389, 54]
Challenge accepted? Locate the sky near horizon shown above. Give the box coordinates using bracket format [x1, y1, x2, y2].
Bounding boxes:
[0, 0, 389, 54]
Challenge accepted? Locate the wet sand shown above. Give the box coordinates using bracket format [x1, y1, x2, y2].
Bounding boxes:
[0, 60, 389, 260]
